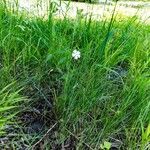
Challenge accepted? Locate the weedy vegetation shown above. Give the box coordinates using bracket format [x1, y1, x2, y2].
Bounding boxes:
[0, 0, 150, 149]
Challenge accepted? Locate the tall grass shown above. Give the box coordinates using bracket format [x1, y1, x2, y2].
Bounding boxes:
[0, 0, 150, 149]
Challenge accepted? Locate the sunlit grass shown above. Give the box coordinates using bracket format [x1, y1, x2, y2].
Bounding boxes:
[0, 0, 150, 149]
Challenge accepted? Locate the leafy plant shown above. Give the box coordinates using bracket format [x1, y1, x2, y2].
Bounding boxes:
[100, 141, 111, 150]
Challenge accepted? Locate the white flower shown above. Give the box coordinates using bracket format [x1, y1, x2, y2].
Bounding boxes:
[72, 50, 81, 60]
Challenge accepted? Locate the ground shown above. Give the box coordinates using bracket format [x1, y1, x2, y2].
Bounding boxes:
[8, 0, 150, 23]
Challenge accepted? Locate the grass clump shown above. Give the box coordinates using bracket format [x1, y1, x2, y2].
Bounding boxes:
[0, 1, 150, 149]
[0, 83, 26, 135]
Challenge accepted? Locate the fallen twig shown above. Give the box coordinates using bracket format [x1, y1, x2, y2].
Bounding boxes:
[65, 128, 94, 150]
[31, 122, 57, 150]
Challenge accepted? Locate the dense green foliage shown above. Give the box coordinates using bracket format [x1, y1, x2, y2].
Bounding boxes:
[0, 2, 150, 149]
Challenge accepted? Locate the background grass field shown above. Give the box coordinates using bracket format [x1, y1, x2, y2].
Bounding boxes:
[0, 1, 150, 149]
